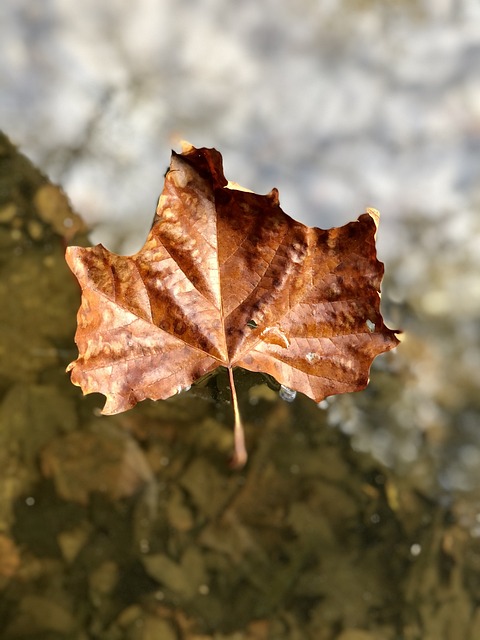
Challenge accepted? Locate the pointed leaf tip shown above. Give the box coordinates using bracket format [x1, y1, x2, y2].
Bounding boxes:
[365, 207, 380, 228]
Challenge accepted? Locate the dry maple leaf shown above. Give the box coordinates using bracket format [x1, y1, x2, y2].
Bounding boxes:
[66, 144, 399, 467]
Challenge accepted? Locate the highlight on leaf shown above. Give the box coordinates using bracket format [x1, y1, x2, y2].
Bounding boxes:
[66, 144, 399, 467]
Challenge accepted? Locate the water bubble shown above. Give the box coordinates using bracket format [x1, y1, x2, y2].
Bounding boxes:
[279, 385, 297, 402]
[410, 543, 422, 557]
[176, 385, 191, 394]
[139, 539, 150, 553]
[317, 396, 334, 410]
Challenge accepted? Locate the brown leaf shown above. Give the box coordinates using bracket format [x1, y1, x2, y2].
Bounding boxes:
[66, 144, 398, 465]
[41, 424, 153, 504]
[0, 533, 20, 581]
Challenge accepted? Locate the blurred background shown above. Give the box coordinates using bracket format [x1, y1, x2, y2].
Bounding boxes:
[1, 0, 478, 255]
[2, 0, 480, 518]
[4, 0, 479, 477]
[1, 1, 480, 636]
[2, 0, 480, 489]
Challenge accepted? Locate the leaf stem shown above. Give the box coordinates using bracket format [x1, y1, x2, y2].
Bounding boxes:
[227, 366, 247, 468]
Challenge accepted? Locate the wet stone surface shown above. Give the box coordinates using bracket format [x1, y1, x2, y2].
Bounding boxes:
[1, 132, 480, 639]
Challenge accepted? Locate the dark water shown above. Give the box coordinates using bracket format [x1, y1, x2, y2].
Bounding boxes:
[2, 132, 480, 640]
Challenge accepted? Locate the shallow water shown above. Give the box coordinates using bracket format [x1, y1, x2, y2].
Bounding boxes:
[1, 133, 480, 640]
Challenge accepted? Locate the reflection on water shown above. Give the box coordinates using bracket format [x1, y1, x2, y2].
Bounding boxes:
[2, 136, 480, 639]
